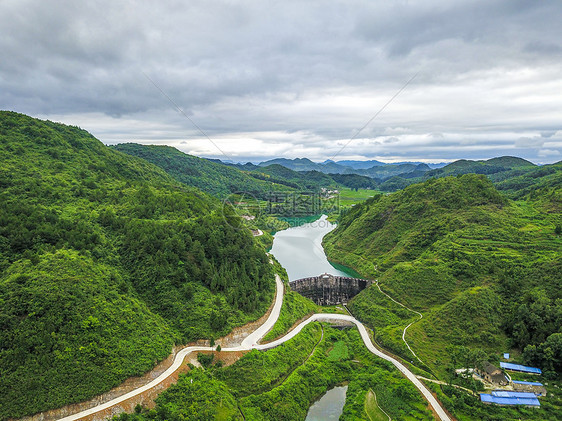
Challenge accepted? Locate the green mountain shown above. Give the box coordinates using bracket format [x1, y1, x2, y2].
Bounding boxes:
[324, 175, 561, 379]
[114, 144, 379, 195]
[111, 143, 291, 199]
[256, 157, 434, 180]
[486, 156, 537, 168]
[255, 164, 378, 190]
[334, 159, 386, 168]
[245, 163, 334, 190]
[357, 163, 431, 180]
[0, 112, 274, 419]
[427, 156, 536, 178]
[494, 160, 562, 198]
[258, 157, 351, 173]
[378, 156, 542, 192]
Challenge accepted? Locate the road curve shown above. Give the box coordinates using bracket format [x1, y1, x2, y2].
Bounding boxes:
[256, 314, 451, 421]
[58, 275, 450, 421]
[241, 274, 284, 348]
[57, 276, 284, 421]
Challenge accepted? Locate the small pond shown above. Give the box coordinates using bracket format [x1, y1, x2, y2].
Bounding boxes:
[305, 385, 348, 421]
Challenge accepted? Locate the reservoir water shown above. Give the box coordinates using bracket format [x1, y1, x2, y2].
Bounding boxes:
[269, 215, 355, 420]
[269, 215, 357, 281]
[305, 385, 348, 421]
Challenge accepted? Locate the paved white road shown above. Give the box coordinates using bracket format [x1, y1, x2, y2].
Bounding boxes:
[57, 275, 450, 421]
[241, 274, 284, 348]
[57, 276, 284, 421]
[257, 314, 451, 421]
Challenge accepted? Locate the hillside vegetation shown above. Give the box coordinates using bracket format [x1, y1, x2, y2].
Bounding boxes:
[324, 175, 561, 380]
[0, 112, 274, 419]
[114, 144, 380, 196]
[378, 156, 562, 194]
[111, 143, 290, 199]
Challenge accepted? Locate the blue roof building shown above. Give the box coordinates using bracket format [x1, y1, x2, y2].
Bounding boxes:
[480, 393, 540, 406]
[491, 390, 536, 399]
[503, 353, 510, 359]
[500, 362, 542, 374]
[512, 380, 547, 396]
[512, 380, 543, 386]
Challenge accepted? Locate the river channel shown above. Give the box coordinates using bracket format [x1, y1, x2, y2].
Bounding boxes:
[269, 214, 358, 281]
[269, 215, 355, 419]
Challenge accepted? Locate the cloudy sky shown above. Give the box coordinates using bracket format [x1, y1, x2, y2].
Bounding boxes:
[2, 0, 562, 164]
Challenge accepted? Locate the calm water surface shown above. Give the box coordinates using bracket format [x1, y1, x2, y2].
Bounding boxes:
[305, 385, 348, 421]
[270, 215, 354, 419]
[269, 215, 356, 281]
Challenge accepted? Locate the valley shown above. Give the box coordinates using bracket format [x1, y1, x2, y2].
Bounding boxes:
[1, 112, 561, 421]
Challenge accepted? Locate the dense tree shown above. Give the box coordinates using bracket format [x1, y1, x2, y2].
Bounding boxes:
[0, 111, 275, 419]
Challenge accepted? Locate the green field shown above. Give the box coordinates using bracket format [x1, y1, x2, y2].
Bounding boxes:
[337, 188, 381, 209]
[364, 389, 390, 421]
[327, 340, 350, 361]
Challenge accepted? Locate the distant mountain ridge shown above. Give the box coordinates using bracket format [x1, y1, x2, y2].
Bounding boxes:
[203, 155, 552, 193]
[255, 157, 448, 175]
[114, 148, 552, 196]
[243, 156, 537, 186]
[377, 156, 542, 192]
[115, 145, 380, 194]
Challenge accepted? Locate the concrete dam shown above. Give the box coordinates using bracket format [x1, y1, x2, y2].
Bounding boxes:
[289, 273, 372, 306]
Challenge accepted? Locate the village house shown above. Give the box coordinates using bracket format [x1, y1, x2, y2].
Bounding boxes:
[475, 362, 509, 385]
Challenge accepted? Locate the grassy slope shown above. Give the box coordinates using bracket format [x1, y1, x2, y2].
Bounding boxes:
[0, 112, 275, 419]
[324, 175, 561, 380]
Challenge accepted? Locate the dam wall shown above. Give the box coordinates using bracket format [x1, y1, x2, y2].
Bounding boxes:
[289, 273, 372, 306]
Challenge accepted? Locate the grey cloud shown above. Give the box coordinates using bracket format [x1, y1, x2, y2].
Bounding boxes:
[1, 0, 562, 163]
[538, 149, 561, 158]
[516, 137, 544, 148]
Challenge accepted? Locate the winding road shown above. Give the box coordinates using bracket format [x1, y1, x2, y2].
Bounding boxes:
[58, 274, 450, 421]
[256, 313, 450, 421]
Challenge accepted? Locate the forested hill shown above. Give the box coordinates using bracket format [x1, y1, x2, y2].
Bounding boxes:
[324, 175, 561, 378]
[113, 143, 379, 195]
[0, 111, 275, 419]
[111, 143, 290, 198]
[379, 156, 551, 192]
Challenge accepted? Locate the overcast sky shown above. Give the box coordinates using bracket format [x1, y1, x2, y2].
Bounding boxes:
[2, 0, 562, 164]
